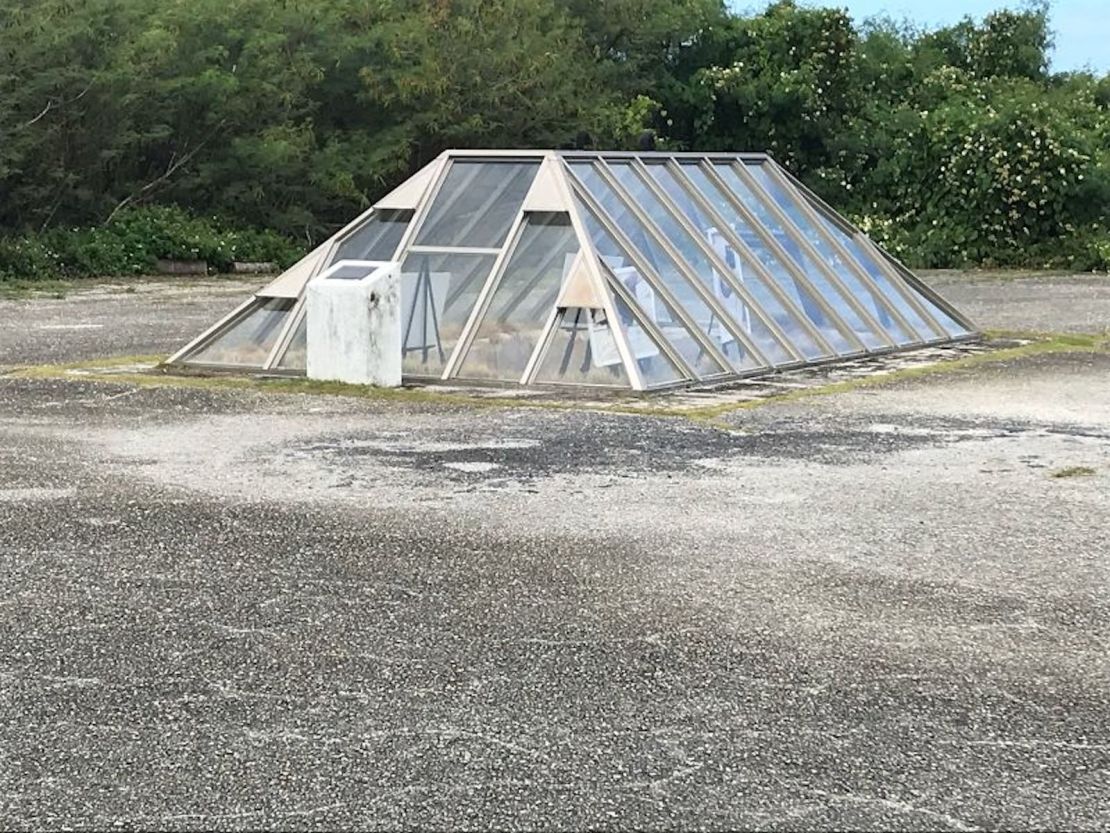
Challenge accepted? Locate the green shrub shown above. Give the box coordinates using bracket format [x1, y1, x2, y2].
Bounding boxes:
[0, 206, 304, 283]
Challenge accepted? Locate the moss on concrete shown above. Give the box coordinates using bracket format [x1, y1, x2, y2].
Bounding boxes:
[8, 331, 1108, 426]
[1050, 466, 1097, 479]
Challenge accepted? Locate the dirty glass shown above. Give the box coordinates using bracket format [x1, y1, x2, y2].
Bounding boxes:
[400, 252, 496, 377]
[414, 161, 539, 249]
[642, 161, 830, 362]
[274, 313, 307, 371]
[187, 297, 294, 366]
[610, 294, 685, 387]
[534, 307, 630, 386]
[568, 161, 764, 374]
[712, 162, 888, 351]
[457, 213, 579, 382]
[332, 209, 413, 263]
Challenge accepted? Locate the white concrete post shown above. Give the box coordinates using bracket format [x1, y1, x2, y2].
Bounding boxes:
[306, 260, 402, 387]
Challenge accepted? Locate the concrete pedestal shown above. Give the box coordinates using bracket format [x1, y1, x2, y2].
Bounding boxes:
[306, 260, 402, 387]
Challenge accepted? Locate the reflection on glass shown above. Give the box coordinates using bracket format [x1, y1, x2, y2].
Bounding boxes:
[713, 162, 886, 350]
[676, 162, 852, 353]
[275, 314, 306, 371]
[605, 160, 796, 365]
[332, 209, 413, 262]
[610, 294, 685, 387]
[589, 223, 727, 380]
[400, 252, 496, 377]
[808, 208, 969, 338]
[568, 162, 764, 374]
[415, 161, 539, 248]
[744, 164, 913, 345]
[187, 298, 294, 366]
[535, 307, 629, 387]
[642, 162, 828, 362]
[458, 213, 579, 382]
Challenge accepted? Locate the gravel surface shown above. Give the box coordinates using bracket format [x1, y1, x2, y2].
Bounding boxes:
[1, 274, 1108, 829]
[0, 278, 257, 365]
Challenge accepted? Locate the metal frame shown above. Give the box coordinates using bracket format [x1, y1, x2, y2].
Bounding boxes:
[613, 157, 806, 364]
[441, 207, 531, 379]
[567, 159, 774, 373]
[748, 162, 928, 343]
[693, 161, 867, 355]
[657, 159, 836, 358]
[168, 147, 979, 390]
[776, 165, 977, 334]
[602, 261, 702, 382]
[726, 160, 897, 350]
[555, 153, 645, 390]
[566, 167, 740, 379]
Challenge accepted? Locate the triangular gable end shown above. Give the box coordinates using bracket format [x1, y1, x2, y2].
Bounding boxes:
[554, 251, 602, 308]
[521, 156, 567, 213]
[373, 159, 438, 211]
[259, 243, 329, 299]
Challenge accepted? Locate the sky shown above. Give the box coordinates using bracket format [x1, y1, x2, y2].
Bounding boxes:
[737, 1, 1110, 74]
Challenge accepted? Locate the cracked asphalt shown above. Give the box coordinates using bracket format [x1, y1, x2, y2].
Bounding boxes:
[1, 274, 1109, 830]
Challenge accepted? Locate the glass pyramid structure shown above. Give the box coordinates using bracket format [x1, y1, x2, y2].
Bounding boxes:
[167, 150, 976, 390]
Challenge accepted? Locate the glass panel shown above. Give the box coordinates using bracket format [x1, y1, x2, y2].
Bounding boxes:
[401, 252, 496, 377]
[568, 162, 763, 374]
[592, 228, 727, 380]
[186, 298, 294, 366]
[713, 163, 888, 351]
[457, 213, 578, 382]
[744, 164, 913, 345]
[643, 162, 829, 362]
[331, 209, 412, 262]
[678, 162, 853, 354]
[275, 313, 306, 371]
[806, 206, 970, 339]
[605, 161, 795, 365]
[610, 294, 685, 387]
[535, 307, 629, 387]
[414, 160, 539, 248]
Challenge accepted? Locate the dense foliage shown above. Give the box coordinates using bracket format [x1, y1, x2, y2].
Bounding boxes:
[1, 0, 1107, 281]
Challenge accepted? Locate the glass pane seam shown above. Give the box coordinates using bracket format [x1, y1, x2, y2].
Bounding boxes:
[760, 163, 926, 344]
[391, 156, 453, 265]
[698, 161, 866, 354]
[662, 159, 837, 358]
[412, 162, 485, 245]
[603, 265, 700, 382]
[520, 307, 560, 385]
[729, 161, 897, 350]
[441, 210, 530, 380]
[625, 158, 806, 365]
[263, 296, 306, 369]
[597, 279, 648, 392]
[170, 297, 256, 364]
[181, 298, 262, 362]
[566, 175, 741, 377]
[582, 161, 774, 371]
[557, 159, 647, 391]
[863, 237, 978, 333]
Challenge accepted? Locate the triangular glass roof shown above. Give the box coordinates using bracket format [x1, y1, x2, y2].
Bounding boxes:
[168, 150, 976, 391]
